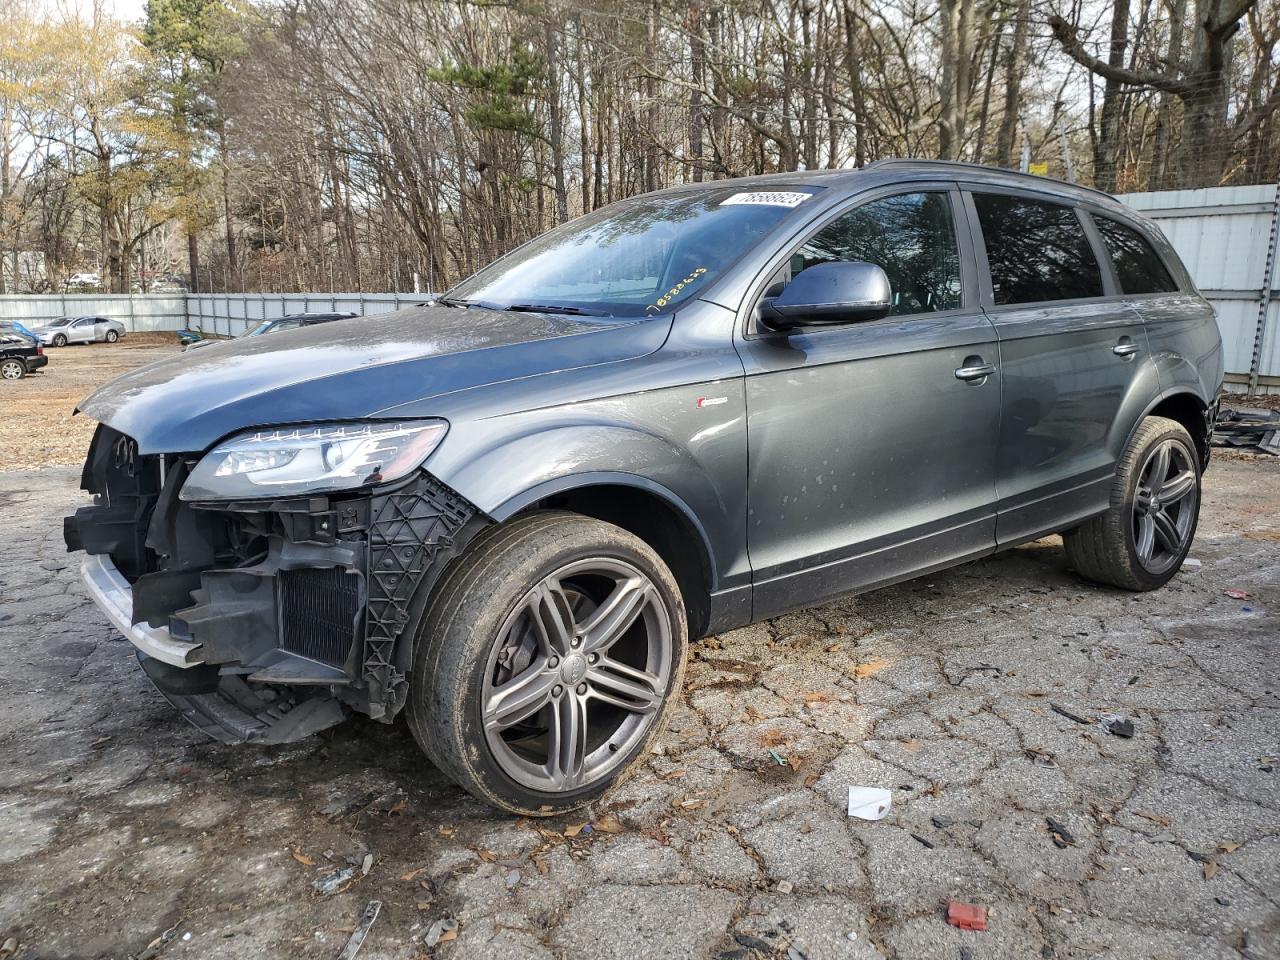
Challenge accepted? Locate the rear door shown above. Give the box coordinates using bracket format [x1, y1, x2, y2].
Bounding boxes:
[737, 186, 1002, 618]
[965, 188, 1155, 545]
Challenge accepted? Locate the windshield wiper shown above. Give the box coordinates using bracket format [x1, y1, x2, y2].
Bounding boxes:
[504, 303, 611, 317]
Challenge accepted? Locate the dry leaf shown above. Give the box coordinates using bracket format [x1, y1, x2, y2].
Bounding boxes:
[563, 824, 586, 838]
[1203, 861, 1219, 880]
[825, 643, 842, 653]
[674, 797, 707, 810]
[802, 692, 830, 707]
[852, 658, 890, 681]
[438, 825, 455, 837]
[1217, 842, 1242, 854]
[1135, 810, 1172, 828]
[594, 814, 625, 834]
[401, 867, 427, 882]
[758, 729, 787, 748]
[387, 798, 407, 815]
[438, 927, 459, 944]
[655, 768, 687, 782]
[290, 846, 315, 867]
[415, 901, 433, 911]
[786, 754, 804, 772]
[803, 773, 820, 788]
[745, 704, 765, 721]
[475, 848, 498, 862]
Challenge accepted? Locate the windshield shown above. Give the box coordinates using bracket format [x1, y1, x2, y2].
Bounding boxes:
[447, 186, 822, 317]
[243, 320, 275, 337]
[48, 318, 73, 327]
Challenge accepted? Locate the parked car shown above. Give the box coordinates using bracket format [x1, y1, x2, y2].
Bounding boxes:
[1, 336, 48, 380]
[34, 316, 126, 347]
[184, 312, 359, 351]
[64, 161, 1222, 815]
[66, 272, 102, 287]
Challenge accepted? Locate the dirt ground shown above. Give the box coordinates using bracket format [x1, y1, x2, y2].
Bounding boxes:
[0, 335, 181, 470]
[0, 346, 1278, 960]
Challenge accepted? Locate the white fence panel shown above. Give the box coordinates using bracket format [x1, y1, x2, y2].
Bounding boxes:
[184, 292, 423, 336]
[1119, 183, 1280, 393]
[0, 293, 187, 330]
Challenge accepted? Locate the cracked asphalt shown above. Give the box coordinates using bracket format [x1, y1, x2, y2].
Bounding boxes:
[1, 454, 1278, 960]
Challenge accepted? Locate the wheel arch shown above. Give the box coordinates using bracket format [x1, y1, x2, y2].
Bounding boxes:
[1133, 388, 1212, 469]
[492, 473, 716, 639]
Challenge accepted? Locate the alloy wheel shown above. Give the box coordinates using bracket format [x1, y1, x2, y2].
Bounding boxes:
[1, 360, 23, 380]
[481, 557, 673, 792]
[1132, 438, 1198, 575]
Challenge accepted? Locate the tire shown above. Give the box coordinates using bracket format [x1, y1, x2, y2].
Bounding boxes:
[407, 511, 688, 816]
[1063, 416, 1201, 591]
[52, 334, 67, 347]
[0, 359, 25, 381]
[105, 329, 119, 343]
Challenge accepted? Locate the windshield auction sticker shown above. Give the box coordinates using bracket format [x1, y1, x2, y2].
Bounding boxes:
[720, 191, 811, 207]
[647, 266, 708, 314]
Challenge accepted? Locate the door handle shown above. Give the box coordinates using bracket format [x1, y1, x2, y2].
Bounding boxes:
[1113, 339, 1139, 358]
[954, 360, 996, 382]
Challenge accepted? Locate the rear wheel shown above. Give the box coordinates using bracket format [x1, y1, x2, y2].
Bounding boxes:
[1063, 416, 1201, 591]
[408, 512, 687, 815]
[105, 329, 119, 343]
[52, 334, 67, 347]
[0, 359, 25, 380]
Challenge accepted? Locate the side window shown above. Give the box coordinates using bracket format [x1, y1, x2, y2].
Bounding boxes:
[789, 191, 962, 316]
[1092, 216, 1179, 294]
[973, 194, 1104, 305]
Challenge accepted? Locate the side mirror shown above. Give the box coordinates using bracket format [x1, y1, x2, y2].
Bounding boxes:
[759, 261, 893, 330]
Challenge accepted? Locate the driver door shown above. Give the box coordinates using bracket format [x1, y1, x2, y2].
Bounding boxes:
[71, 318, 98, 343]
[735, 187, 1003, 618]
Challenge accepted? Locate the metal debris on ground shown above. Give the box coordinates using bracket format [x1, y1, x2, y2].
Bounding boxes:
[946, 900, 988, 931]
[312, 866, 357, 895]
[847, 786, 892, 820]
[1212, 407, 1280, 455]
[1101, 713, 1135, 738]
[336, 901, 381, 960]
[424, 918, 459, 947]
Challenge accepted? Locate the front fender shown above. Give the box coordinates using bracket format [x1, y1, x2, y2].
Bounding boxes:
[429, 413, 749, 592]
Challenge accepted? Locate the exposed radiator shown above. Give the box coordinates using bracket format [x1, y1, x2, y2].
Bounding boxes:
[279, 567, 362, 666]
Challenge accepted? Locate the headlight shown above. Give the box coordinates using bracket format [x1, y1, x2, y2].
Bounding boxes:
[180, 420, 448, 501]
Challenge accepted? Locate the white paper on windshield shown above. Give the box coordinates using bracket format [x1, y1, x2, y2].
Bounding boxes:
[720, 191, 810, 208]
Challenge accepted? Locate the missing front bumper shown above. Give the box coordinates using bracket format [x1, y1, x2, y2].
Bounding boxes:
[67, 424, 486, 741]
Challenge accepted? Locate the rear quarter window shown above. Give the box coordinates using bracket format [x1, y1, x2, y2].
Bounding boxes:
[973, 193, 1104, 305]
[1092, 215, 1179, 294]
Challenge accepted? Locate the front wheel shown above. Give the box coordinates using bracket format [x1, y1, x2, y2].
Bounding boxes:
[52, 334, 67, 347]
[1063, 416, 1201, 591]
[407, 512, 687, 815]
[0, 359, 25, 380]
[105, 329, 119, 343]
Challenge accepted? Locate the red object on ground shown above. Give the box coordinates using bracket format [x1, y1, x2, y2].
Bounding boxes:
[947, 900, 988, 931]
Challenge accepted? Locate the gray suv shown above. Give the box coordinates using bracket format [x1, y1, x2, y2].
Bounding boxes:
[65, 161, 1222, 815]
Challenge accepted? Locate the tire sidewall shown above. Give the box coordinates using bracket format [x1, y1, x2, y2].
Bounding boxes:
[1119, 423, 1201, 589]
[417, 515, 687, 815]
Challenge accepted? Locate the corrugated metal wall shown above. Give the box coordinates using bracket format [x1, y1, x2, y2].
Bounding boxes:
[0, 292, 426, 335]
[1119, 184, 1280, 393]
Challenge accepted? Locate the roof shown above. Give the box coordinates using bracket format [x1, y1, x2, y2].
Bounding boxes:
[650, 159, 1122, 208]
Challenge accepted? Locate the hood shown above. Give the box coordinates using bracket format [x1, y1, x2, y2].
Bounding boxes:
[79, 305, 671, 454]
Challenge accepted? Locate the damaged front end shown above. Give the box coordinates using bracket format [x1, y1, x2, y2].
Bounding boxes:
[65, 425, 485, 744]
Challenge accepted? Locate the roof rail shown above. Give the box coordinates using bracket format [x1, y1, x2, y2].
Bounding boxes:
[863, 158, 1118, 203]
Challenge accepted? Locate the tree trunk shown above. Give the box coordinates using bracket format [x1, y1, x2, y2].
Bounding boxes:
[994, 0, 1030, 168]
[939, 0, 975, 160]
[1093, 0, 1131, 192]
[545, 19, 568, 223]
[188, 232, 199, 293]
